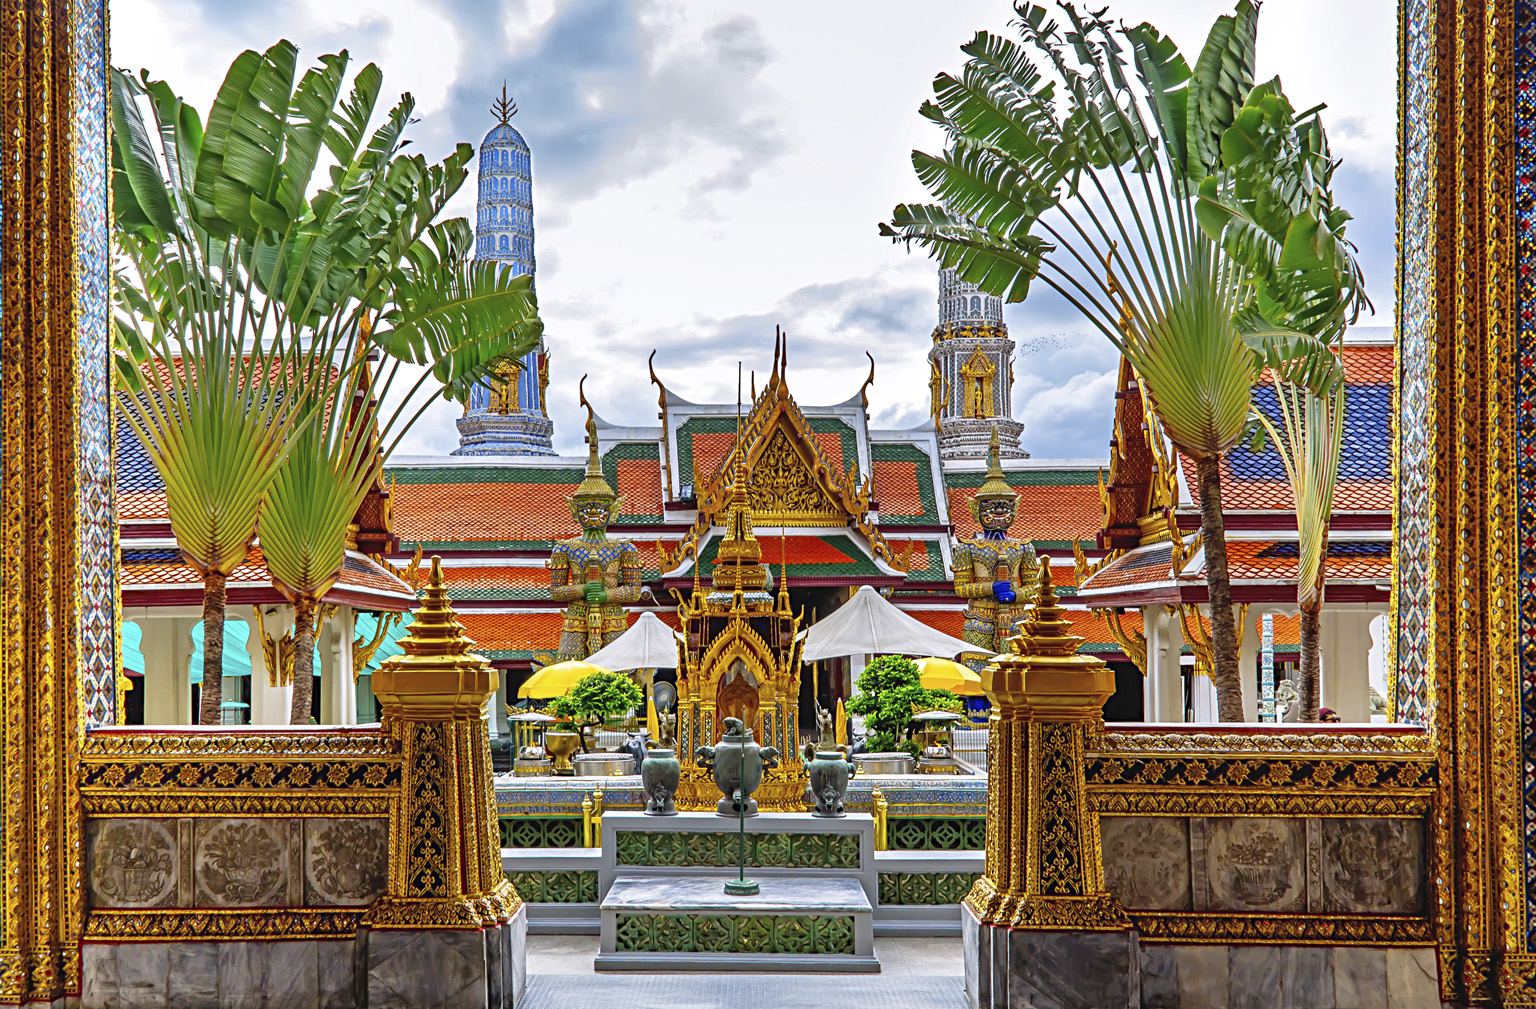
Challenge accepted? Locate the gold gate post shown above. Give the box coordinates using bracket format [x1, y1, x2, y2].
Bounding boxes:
[363, 557, 525, 1007]
[962, 558, 1133, 1009]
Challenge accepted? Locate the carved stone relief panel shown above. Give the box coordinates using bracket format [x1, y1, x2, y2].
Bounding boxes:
[1199, 817, 1305, 913]
[304, 818, 388, 906]
[1321, 818, 1424, 914]
[1099, 816, 1191, 911]
[88, 819, 178, 908]
[193, 818, 289, 907]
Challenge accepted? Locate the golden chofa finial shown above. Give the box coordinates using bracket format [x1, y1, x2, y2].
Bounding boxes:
[491, 83, 518, 125]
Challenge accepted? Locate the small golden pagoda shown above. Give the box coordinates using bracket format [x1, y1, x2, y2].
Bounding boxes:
[672, 412, 807, 812]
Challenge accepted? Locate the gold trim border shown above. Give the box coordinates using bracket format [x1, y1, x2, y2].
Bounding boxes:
[81, 793, 394, 817]
[1131, 912, 1434, 945]
[1089, 790, 1432, 817]
[83, 909, 363, 942]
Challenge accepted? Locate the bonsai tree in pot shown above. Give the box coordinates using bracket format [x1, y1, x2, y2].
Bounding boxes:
[550, 672, 643, 753]
[846, 656, 960, 761]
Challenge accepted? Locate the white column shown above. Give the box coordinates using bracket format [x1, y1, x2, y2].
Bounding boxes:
[321, 608, 357, 726]
[247, 606, 294, 725]
[1320, 607, 1373, 723]
[1142, 606, 1184, 723]
[171, 617, 195, 724]
[139, 617, 177, 724]
[1366, 611, 1390, 722]
[1188, 604, 1218, 721]
[1237, 606, 1260, 723]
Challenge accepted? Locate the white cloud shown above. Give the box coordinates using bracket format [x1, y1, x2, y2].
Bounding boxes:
[113, 0, 1398, 461]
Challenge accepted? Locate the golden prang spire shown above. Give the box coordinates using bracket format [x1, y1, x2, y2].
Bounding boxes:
[713, 362, 766, 592]
[491, 83, 518, 126]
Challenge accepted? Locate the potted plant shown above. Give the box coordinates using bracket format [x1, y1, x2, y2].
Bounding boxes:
[549, 672, 643, 754]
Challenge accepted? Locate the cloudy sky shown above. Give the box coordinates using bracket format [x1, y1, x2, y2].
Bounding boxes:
[112, 0, 1397, 460]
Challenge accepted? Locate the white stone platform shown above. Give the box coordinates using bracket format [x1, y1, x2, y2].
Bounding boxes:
[598, 810, 878, 905]
[596, 875, 879, 973]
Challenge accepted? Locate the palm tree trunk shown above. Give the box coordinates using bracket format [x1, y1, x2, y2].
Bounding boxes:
[1196, 455, 1244, 721]
[1298, 602, 1322, 721]
[289, 598, 318, 725]
[198, 570, 226, 724]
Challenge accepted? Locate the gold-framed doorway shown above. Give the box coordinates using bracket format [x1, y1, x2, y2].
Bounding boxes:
[0, 0, 1528, 1004]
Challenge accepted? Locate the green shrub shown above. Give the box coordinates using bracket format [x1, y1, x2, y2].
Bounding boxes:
[846, 656, 958, 751]
[549, 672, 643, 752]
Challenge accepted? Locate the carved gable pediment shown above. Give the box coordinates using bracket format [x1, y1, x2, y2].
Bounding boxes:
[747, 426, 844, 526]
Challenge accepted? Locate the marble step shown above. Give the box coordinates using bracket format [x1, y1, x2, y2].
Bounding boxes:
[595, 874, 878, 973]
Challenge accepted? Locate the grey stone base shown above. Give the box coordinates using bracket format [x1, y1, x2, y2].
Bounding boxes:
[593, 951, 882, 973]
[365, 906, 527, 1009]
[82, 938, 355, 1009]
[962, 905, 1138, 1009]
[960, 904, 1443, 1009]
[1141, 942, 1440, 1009]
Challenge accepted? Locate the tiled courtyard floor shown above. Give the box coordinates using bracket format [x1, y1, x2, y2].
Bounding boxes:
[521, 935, 968, 1008]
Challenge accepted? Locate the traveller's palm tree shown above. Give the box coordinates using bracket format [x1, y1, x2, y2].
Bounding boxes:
[881, 2, 1352, 720]
[1201, 83, 1368, 720]
[111, 42, 541, 722]
[1256, 381, 1345, 722]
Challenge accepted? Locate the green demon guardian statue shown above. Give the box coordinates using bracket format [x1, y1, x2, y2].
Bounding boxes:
[951, 427, 1040, 673]
[549, 383, 643, 661]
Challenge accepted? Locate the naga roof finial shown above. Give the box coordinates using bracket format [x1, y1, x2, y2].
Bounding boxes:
[491, 82, 518, 126]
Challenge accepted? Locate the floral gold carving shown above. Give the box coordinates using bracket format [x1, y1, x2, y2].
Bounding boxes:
[1100, 817, 1191, 911]
[194, 819, 287, 907]
[88, 820, 177, 908]
[1203, 817, 1305, 913]
[305, 818, 388, 906]
[1322, 818, 1424, 914]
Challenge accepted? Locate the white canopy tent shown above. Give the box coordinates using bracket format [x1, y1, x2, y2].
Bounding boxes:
[799, 585, 983, 662]
[582, 611, 683, 671]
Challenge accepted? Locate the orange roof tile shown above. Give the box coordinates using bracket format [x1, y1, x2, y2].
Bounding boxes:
[440, 566, 550, 590]
[948, 485, 1103, 543]
[812, 431, 846, 475]
[392, 481, 580, 543]
[457, 611, 565, 654]
[875, 460, 925, 517]
[120, 489, 168, 522]
[901, 606, 1124, 650]
[690, 432, 735, 486]
[618, 458, 662, 516]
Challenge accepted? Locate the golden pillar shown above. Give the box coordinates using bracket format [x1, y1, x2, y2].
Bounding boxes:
[363, 557, 523, 1005]
[0, 1, 101, 1001]
[963, 558, 1131, 1008]
[965, 557, 1127, 930]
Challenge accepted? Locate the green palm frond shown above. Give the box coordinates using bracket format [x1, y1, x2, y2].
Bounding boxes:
[260, 419, 376, 603]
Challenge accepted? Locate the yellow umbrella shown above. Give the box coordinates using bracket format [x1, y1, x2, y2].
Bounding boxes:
[914, 656, 986, 696]
[518, 659, 611, 699]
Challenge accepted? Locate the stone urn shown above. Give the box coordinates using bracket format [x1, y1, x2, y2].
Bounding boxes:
[543, 731, 580, 775]
[641, 748, 681, 815]
[695, 717, 780, 817]
[805, 749, 857, 818]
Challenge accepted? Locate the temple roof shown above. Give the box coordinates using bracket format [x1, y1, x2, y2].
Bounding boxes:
[1076, 533, 1391, 607]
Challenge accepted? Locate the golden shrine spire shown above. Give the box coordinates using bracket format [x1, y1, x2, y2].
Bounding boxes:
[713, 363, 766, 593]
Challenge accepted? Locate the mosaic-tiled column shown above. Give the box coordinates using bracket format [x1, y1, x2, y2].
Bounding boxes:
[0, 0, 108, 999]
[963, 558, 1132, 1008]
[364, 557, 525, 1007]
